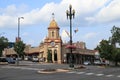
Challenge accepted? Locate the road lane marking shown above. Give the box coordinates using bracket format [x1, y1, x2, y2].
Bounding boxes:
[95, 74, 104, 76]
[117, 75, 120, 77]
[85, 73, 94, 75]
[106, 75, 114, 77]
[76, 72, 85, 74]
[67, 71, 76, 74]
[2, 66, 120, 78]
[1, 66, 42, 71]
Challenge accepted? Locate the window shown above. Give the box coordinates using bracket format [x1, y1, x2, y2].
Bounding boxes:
[52, 31, 54, 37]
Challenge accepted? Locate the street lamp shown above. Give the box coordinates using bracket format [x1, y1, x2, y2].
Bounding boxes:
[17, 17, 24, 41]
[66, 4, 75, 68]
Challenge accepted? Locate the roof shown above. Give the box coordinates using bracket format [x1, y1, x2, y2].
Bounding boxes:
[48, 19, 59, 29]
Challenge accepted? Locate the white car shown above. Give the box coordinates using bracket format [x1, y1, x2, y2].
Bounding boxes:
[83, 61, 91, 65]
[94, 60, 101, 65]
[32, 56, 39, 62]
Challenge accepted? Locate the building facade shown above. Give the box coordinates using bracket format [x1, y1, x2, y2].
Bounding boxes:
[3, 18, 99, 64]
[39, 19, 62, 63]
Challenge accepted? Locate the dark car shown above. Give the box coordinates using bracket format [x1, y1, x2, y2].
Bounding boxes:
[0, 57, 8, 65]
[6, 57, 16, 64]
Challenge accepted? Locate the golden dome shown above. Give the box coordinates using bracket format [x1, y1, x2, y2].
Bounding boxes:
[48, 19, 59, 29]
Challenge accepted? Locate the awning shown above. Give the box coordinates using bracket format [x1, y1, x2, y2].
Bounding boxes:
[65, 45, 76, 49]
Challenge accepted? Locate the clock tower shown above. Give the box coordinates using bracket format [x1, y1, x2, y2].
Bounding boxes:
[44, 17, 62, 63]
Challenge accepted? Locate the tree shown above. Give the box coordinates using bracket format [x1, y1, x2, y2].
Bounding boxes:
[0, 36, 8, 57]
[96, 40, 115, 61]
[112, 48, 120, 66]
[14, 41, 25, 60]
[110, 26, 120, 66]
[110, 25, 120, 47]
[95, 26, 120, 66]
[47, 49, 52, 62]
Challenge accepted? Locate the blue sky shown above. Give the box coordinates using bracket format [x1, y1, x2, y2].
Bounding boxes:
[0, 0, 120, 49]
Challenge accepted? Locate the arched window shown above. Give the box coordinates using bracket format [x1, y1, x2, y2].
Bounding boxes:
[52, 31, 54, 37]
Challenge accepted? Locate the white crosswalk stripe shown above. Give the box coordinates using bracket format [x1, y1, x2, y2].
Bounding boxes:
[96, 74, 104, 76]
[117, 75, 120, 77]
[66, 71, 119, 78]
[76, 72, 85, 74]
[67, 71, 76, 74]
[85, 73, 94, 75]
[106, 75, 114, 77]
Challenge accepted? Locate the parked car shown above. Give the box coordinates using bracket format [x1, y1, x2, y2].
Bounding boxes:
[18, 57, 22, 61]
[32, 56, 39, 62]
[0, 57, 8, 65]
[28, 56, 32, 61]
[83, 61, 91, 65]
[6, 57, 16, 64]
[94, 60, 101, 65]
[24, 56, 28, 60]
[24, 56, 32, 61]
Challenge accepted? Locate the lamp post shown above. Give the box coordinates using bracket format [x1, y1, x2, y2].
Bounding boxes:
[16, 17, 24, 65]
[66, 4, 75, 68]
[18, 17, 24, 41]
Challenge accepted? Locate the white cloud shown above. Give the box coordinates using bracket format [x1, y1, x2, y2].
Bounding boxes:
[84, 32, 97, 39]
[0, 4, 28, 15]
[1, 5, 17, 16]
[61, 0, 107, 13]
[0, 15, 16, 28]
[22, 32, 29, 36]
[0, 0, 109, 28]
[86, 0, 120, 23]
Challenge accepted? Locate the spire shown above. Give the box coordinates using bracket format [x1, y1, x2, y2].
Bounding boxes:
[52, 13, 55, 20]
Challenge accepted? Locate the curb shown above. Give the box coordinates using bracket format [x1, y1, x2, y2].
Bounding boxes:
[37, 69, 70, 74]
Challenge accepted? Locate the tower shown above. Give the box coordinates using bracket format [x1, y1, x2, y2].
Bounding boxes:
[44, 14, 62, 63]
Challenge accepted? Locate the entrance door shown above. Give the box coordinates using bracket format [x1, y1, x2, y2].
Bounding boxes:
[54, 50, 57, 61]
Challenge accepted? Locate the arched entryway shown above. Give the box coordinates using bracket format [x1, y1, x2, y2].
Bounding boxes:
[54, 49, 57, 61]
[47, 49, 52, 62]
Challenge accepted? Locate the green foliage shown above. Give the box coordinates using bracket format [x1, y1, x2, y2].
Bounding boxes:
[112, 48, 120, 66]
[14, 41, 25, 58]
[110, 25, 120, 46]
[0, 36, 8, 57]
[95, 26, 120, 66]
[110, 26, 120, 65]
[47, 49, 52, 62]
[96, 40, 115, 61]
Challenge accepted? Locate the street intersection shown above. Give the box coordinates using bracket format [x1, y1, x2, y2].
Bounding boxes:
[0, 61, 120, 80]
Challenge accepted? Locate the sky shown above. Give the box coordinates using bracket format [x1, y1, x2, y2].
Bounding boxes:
[0, 0, 120, 49]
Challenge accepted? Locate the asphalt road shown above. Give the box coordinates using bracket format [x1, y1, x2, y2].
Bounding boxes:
[0, 61, 120, 80]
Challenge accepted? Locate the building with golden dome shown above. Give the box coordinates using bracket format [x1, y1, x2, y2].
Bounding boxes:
[39, 19, 62, 63]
